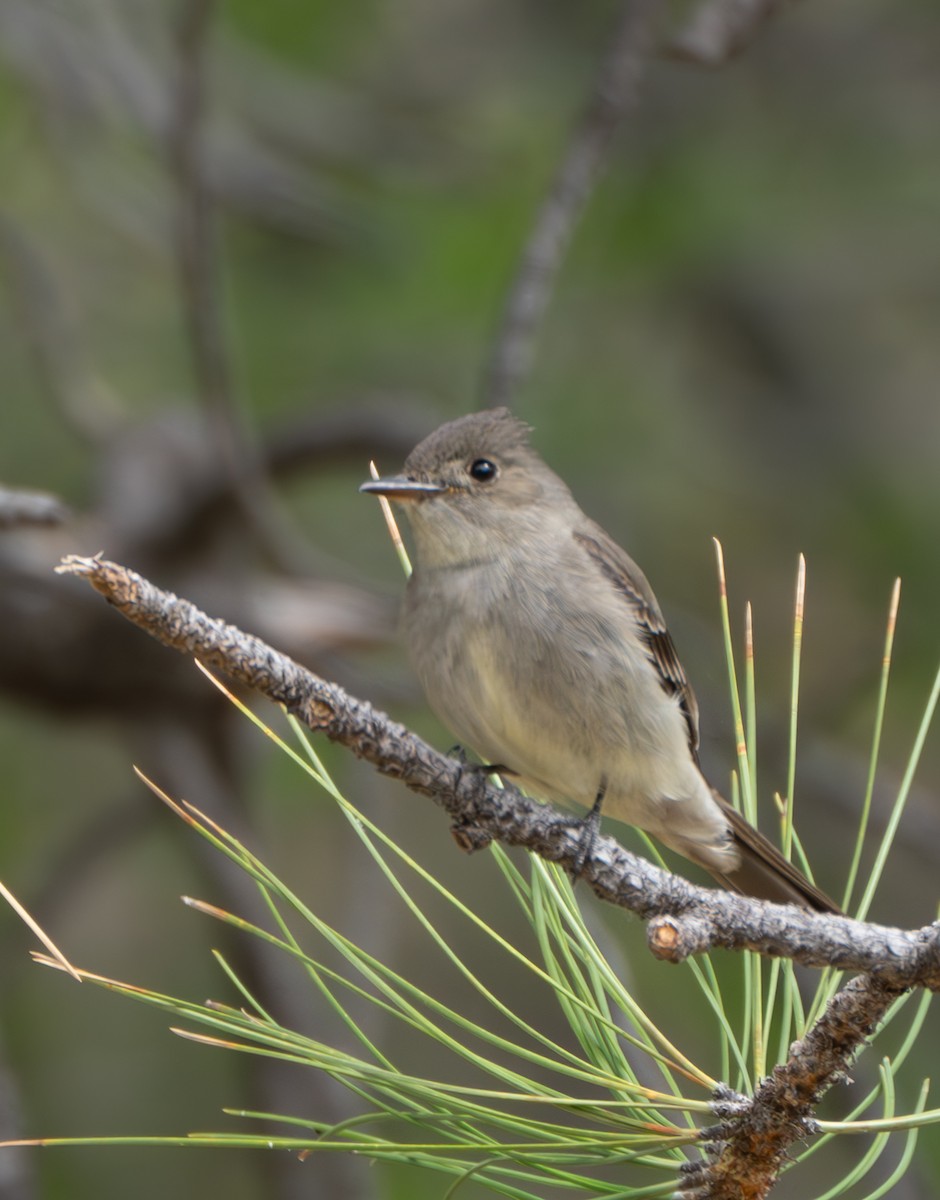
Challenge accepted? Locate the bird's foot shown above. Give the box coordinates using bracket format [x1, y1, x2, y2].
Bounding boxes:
[448, 747, 514, 855]
[569, 780, 607, 880]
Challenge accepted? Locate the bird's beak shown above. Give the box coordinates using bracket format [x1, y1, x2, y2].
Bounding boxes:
[360, 475, 446, 500]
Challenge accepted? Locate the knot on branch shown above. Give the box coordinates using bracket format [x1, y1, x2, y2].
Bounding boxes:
[302, 697, 335, 729]
[451, 821, 494, 854]
[648, 913, 713, 961]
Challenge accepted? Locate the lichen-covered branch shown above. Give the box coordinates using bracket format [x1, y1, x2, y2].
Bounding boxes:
[57, 553, 940, 991]
[55, 552, 940, 1198]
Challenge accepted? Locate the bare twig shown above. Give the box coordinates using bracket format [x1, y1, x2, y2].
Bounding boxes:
[169, 0, 309, 573]
[55, 554, 940, 989]
[171, 0, 233, 451]
[482, 0, 658, 410]
[0, 214, 119, 444]
[0, 486, 69, 528]
[1, 1, 375, 243]
[667, 0, 792, 66]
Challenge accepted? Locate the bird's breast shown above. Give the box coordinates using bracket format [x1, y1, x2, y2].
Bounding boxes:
[403, 556, 701, 814]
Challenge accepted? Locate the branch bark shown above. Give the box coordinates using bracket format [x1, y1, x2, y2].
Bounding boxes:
[56, 554, 940, 988]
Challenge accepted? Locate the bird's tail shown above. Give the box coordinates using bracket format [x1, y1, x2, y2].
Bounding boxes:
[709, 795, 841, 914]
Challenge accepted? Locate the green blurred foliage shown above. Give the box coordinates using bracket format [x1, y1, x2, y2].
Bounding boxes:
[1, 0, 939, 1197]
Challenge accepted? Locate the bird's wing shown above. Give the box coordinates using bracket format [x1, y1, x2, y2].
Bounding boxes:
[573, 526, 701, 759]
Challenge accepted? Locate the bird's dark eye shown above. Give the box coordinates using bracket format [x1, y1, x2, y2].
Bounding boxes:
[469, 458, 498, 482]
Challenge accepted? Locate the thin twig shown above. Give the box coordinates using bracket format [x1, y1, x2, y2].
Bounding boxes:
[169, 0, 309, 573]
[482, 0, 658, 410]
[172, 0, 231, 421]
[0, 486, 69, 528]
[55, 554, 940, 989]
[0, 212, 119, 444]
[666, 0, 792, 66]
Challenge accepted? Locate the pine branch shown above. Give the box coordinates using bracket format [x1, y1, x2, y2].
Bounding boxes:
[55, 552, 940, 1197]
[56, 553, 940, 988]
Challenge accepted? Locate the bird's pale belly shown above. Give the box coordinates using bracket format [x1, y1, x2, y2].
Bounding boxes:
[412, 612, 723, 847]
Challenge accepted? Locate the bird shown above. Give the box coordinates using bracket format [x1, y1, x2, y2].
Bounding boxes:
[361, 408, 838, 912]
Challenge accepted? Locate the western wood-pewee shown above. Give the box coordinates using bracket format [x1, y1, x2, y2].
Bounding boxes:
[362, 408, 837, 912]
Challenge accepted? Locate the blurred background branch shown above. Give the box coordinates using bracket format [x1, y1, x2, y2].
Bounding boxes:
[483, 0, 657, 409]
[668, 0, 792, 65]
[170, 0, 313, 576]
[0, 486, 68, 528]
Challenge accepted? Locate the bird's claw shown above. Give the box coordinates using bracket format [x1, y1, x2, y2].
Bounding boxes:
[569, 780, 607, 880]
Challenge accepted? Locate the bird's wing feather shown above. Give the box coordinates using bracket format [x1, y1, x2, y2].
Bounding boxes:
[571, 529, 840, 913]
[714, 795, 840, 912]
[573, 526, 700, 758]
